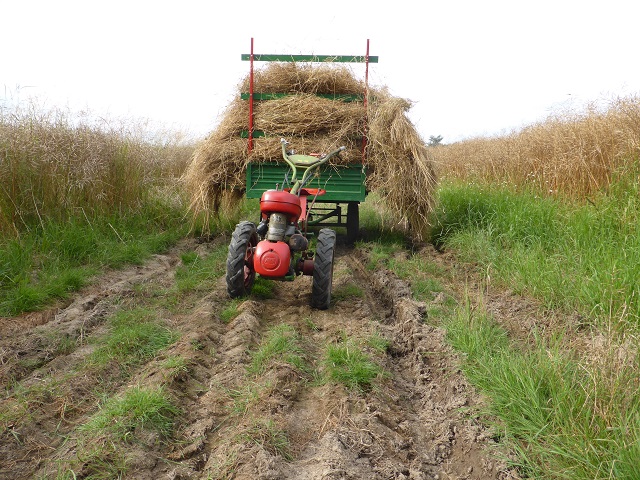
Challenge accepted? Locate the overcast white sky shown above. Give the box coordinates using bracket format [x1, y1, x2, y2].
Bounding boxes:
[3, 0, 640, 143]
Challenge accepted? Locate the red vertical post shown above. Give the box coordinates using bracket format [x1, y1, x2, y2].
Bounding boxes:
[248, 37, 255, 154]
[362, 39, 370, 162]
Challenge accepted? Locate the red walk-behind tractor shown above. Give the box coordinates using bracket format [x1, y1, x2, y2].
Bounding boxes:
[225, 138, 346, 309]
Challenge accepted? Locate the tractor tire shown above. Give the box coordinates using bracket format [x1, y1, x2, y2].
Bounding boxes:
[311, 228, 336, 310]
[226, 221, 258, 298]
[346, 202, 359, 244]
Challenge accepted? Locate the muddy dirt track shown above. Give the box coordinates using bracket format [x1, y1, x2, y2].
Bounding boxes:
[0, 236, 518, 479]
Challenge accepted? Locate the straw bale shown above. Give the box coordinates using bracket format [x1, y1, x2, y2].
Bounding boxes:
[241, 62, 366, 95]
[366, 93, 438, 234]
[183, 63, 437, 239]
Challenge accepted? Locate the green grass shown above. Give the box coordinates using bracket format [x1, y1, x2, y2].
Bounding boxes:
[361, 241, 404, 271]
[220, 298, 243, 323]
[80, 386, 180, 440]
[431, 179, 640, 328]
[60, 385, 180, 478]
[174, 244, 228, 294]
[387, 253, 445, 301]
[160, 355, 189, 381]
[303, 316, 320, 331]
[65, 442, 128, 480]
[324, 338, 383, 391]
[366, 331, 390, 354]
[251, 276, 276, 300]
[0, 206, 186, 316]
[444, 297, 640, 479]
[332, 282, 365, 302]
[89, 307, 178, 370]
[1, 374, 65, 429]
[248, 324, 307, 375]
[227, 383, 262, 416]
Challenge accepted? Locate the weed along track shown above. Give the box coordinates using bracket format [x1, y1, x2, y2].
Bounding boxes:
[0, 239, 511, 479]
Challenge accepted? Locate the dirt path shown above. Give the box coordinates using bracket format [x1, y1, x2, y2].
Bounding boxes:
[0, 237, 516, 479]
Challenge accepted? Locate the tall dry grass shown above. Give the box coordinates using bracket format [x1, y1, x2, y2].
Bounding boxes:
[0, 104, 194, 236]
[431, 95, 640, 199]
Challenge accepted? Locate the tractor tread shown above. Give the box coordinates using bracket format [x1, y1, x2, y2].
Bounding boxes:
[311, 228, 336, 309]
[226, 221, 258, 298]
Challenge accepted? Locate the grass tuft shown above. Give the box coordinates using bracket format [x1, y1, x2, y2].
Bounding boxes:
[324, 339, 383, 391]
[71, 442, 128, 480]
[80, 386, 180, 440]
[332, 282, 365, 302]
[90, 307, 178, 370]
[251, 276, 276, 300]
[160, 355, 189, 382]
[366, 332, 390, 354]
[248, 324, 307, 375]
[220, 299, 243, 324]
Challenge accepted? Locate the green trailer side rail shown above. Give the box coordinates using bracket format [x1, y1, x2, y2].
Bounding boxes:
[241, 54, 378, 63]
[246, 162, 366, 202]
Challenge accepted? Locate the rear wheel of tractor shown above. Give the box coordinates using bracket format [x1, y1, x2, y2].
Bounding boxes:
[346, 202, 359, 244]
[226, 221, 258, 298]
[311, 228, 336, 310]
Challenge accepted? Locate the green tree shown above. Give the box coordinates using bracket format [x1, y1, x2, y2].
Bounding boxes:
[428, 135, 443, 146]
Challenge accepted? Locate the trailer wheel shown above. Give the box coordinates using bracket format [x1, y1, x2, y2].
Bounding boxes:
[311, 228, 336, 309]
[226, 221, 258, 298]
[346, 202, 359, 244]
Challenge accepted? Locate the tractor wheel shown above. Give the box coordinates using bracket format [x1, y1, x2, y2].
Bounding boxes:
[346, 202, 359, 244]
[226, 221, 258, 298]
[311, 228, 336, 310]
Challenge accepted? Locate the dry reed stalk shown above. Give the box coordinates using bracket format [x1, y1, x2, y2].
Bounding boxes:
[0, 105, 194, 234]
[431, 95, 640, 199]
[183, 63, 437, 239]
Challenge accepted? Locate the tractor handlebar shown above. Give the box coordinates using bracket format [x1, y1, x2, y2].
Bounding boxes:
[279, 139, 346, 195]
[280, 138, 345, 168]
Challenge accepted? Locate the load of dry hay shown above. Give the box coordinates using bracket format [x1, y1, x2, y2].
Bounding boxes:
[183, 62, 437, 239]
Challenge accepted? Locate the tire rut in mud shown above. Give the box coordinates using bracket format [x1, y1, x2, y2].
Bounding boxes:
[161, 246, 512, 479]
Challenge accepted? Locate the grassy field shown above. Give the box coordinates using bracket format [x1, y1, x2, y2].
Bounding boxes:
[0, 105, 195, 315]
[424, 94, 640, 478]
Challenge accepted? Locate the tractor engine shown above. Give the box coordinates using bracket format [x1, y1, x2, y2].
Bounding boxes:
[254, 190, 303, 278]
[266, 212, 288, 241]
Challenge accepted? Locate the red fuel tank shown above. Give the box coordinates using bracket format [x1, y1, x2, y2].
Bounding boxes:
[260, 190, 301, 222]
[254, 240, 291, 277]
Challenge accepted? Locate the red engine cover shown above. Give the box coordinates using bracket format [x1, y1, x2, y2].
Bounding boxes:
[254, 240, 291, 277]
[260, 190, 302, 222]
